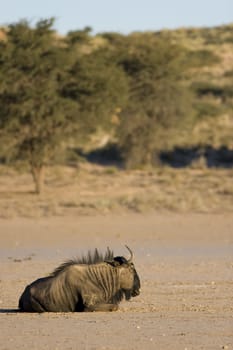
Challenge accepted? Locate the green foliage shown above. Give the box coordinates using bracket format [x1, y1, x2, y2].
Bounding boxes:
[97, 32, 126, 46]
[0, 18, 129, 190]
[0, 19, 76, 163]
[116, 38, 194, 167]
[67, 26, 93, 45]
[0, 18, 232, 181]
[194, 101, 223, 119]
[62, 47, 129, 133]
[0, 19, 78, 192]
[155, 24, 233, 46]
[201, 25, 233, 45]
[185, 49, 220, 68]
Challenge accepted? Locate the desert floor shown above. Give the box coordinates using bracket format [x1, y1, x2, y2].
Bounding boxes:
[0, 213, 232, 350]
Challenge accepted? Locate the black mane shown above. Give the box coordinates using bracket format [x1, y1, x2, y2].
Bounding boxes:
[51, 247, 114, 276]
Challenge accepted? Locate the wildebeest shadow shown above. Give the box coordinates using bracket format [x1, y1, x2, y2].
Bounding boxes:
[0, 309, 20, 313]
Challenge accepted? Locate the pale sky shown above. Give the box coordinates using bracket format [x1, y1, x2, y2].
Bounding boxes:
[0, 0, 232, 34]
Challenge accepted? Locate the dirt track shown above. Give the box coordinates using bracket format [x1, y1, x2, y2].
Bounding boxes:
[0, 213, 233, 349]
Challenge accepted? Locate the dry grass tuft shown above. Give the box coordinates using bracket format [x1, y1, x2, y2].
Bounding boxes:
[0, 164, 232, 218]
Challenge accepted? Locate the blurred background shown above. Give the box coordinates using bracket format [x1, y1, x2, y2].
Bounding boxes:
[0, 0, 232, 216]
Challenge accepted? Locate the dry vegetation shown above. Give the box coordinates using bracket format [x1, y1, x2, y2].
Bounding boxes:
[0, 163, 232, 218]
[0, 24, 233, 218]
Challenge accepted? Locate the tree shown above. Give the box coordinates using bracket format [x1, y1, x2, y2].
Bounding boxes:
[0, 19, 77, 193]
[62, 46, 129, 136]
[116, 37, 194, 168]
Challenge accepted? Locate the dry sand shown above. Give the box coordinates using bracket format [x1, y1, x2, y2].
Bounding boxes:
[0, 213, 233, 349]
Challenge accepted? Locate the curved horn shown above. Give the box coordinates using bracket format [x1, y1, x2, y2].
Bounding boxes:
[125, 245, 134, 263]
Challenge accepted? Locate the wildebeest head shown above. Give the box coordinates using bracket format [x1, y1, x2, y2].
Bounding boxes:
[111, 245, 141, 300]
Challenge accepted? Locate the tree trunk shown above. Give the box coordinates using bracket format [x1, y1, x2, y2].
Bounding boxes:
[31, 165, 45, 194]
[144, 151, 153, 166]
[145, 150, 161, 167]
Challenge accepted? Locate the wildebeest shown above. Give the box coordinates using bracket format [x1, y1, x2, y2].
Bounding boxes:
[18, 246, 140, 312]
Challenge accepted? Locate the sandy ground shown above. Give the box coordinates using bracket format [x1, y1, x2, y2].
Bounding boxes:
[0, 213, 233, 349]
